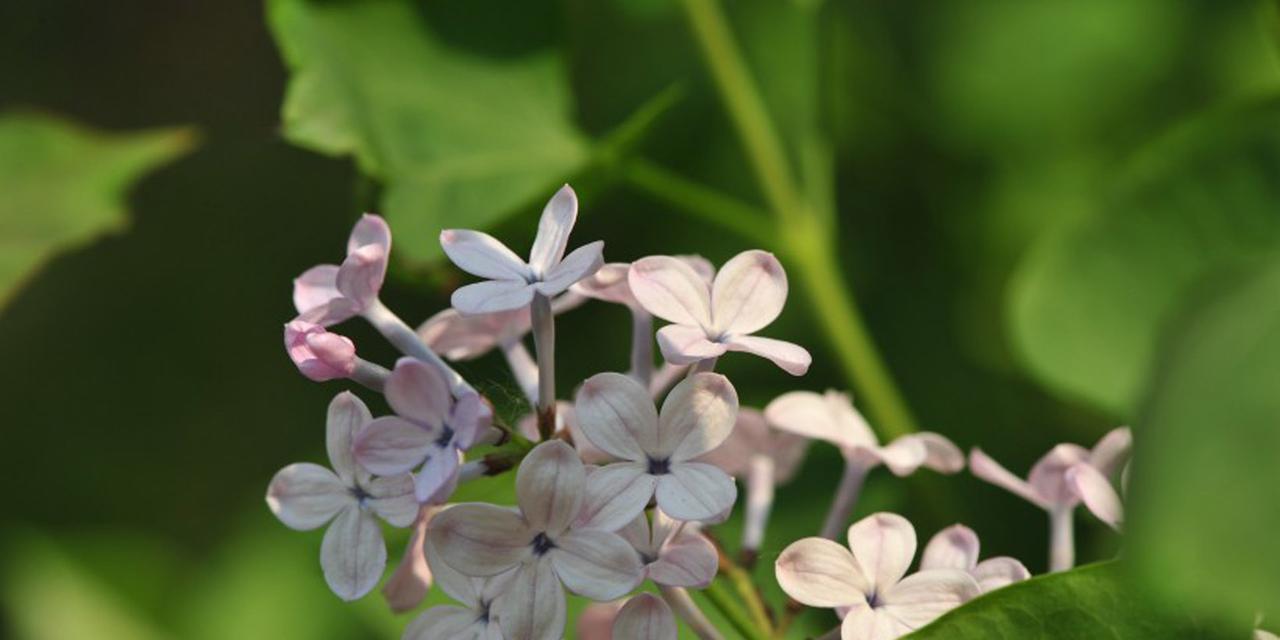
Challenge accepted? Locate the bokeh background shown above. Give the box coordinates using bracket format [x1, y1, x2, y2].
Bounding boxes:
[3, 0, 1279, 638]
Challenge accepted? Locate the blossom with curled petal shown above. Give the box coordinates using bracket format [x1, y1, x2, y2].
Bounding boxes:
[353, 357, 491, 502]
[612, 593, 678, 640]
[920, 524, 1030, 593]
[285, 320, 356, 381]
[969, 426, 1131, 514]
[573, 372, 739, 529]
[441, 185, 604, 315]
[266, 392, 417, 600]
[403, 536, 511, 640]
[293, 214, 391, 326]
[614, 508, 718, 588]
[429, 441, 643, 640]
[776, 512, 980, 640]
[765, 390, 964, 477]
[1065, 462, 1126, 531]
[628, 250, 811, 375]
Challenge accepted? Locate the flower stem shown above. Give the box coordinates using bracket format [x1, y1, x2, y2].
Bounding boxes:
[659, 585, 724, 640]
[630, 310, 654, 387]
[530, 293, 557, 440]
[1049, 506, 1075, 572]
[349, 358, 389, 393]
[820, 460, 868, 540]
[739, 454, 775, 568]
[701, 579, 767, 640]
[362, 300, 475, 396]
[691, 357, 718, 374]
[500, 340, 539, 406]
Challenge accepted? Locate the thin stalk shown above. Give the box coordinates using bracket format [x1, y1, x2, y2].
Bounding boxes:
[362, 300, 475, 396]
[349, 358, 389, 393]
[739, 454, 775, 569]
[621, 159, 775, 246]
[820, 460, 868, 540]
[701, 579, 767, 640]
[530, 294, 556, 440]
[629, 310, 654, 387]
[691, 357, 718, 375]
[500, 340, 539, 406]
[659, 585, 724, 640]
[1049, 506, 1075, 572]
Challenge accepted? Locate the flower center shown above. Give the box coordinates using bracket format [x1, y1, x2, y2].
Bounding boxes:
[531, 532, 556, 556]
[476, 601, 491, 625]
[647, 457, 671, 475]
[350, 485, 371, 507]
[435, 425, 455, 448]
[865, 591, 881, 608]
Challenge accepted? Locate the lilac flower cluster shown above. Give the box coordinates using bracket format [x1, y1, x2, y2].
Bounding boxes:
[266, 186, 1133, 639]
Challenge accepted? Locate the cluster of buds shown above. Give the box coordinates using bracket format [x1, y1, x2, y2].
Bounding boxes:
[266, 186, 1135, 639]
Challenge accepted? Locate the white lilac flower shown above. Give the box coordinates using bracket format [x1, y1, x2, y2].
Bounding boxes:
[429, 441, 643, 640]
[266, 392, 417, 600]
[293, 214, 391, 326]
[628, 250, 811, 375]
[614, 508, 718, 589]
[573, 372, 739, 529]
[403, 536, 512, 640]
[920, 524, 1030, 593]
[353, 357, 491, 502]
[611, 593, 678, 640]
[440, 185, 604, 315]
[776, 512, 980, 640]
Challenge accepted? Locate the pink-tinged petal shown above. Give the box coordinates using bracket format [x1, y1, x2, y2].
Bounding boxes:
[266, 463, 349, 530]
[842, 603, 911, 640]
[383, 507, 435, 613]
[501, 558, 567, 640]
[915, 432, 965, 474]
[536, 241, 604, 296]
[679, 254, 716, 284]
[697, 407, 768, 476]
[321, 505, 387, 601]
[616, 512, 652, 554]
[612, 593, 677, 640]
[575, 372, 657, 460]
[576, 601, 623, 640]
[649, 508, 680, 549]
[572, 262, 636, 307]
[649, 531, 717, 588]
[326, 391, 371, 483]
[551, 529, 643, 600]
[452, 279, 536, 315]
[440, 229, 530, 281]
[415, 448, 462, 504]
[879, 569, 980, 628]
[449, 392, 493, 451]
[293, 264, 342, 314]
[655, 324, 727, 365]
[655, 462, 737, 522]
[430, 503, 532, 577]
[424, 535, 482, 607]
[969, 448, 1047, 509]
[1027, 444, 1090, 507]
[847, 512, 917, 593]
[629, 256, 713, 327]
[348, 214, 391, 253]
[970, 557, 1030, 593]
[335, 244, 387, 307]
[775, 537, 869, 607]
[920, 525, 979, 572]
[385, 357, 450, 428]
[528, 185, 578, 275]
[766, 390, 855, 449]
[658, 372, 738, 462]
[404, 605, 486, 640]
[576, 462, 656, 532]
[1065, 463, 1124, 531]
[1088, 426, 1133, 478]
[710, 250, 788, 335]
[723, 334, 811, 376]
[285, 321, 356, 382]
[773, 431, 812, 483]
[517, 441, 586, 536]
[418, 307, 528, 360]
[874, 437, 928, 476]
[366, 474, 418, 527]
[352, 417, 432, 477]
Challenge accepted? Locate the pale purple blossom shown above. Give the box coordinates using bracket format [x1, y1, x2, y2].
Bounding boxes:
[920, 524, 1030, 593]
[611, 593, 678, 640]
[403, 536, 511, 640]
[293, 214, 391, 326]
[615, 508, 718, 588]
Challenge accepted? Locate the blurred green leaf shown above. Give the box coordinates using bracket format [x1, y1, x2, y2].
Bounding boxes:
[907, 562, 1239, 639]
[1129, 257, 1280, 622]
[1009, 100, 1280, 414]
[268, 0, 592, 264]
[0, 112, 193, 309]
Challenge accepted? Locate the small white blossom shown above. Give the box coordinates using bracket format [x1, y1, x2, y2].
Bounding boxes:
[920, 524, 1030, 593]
[615, 508, 718, 588]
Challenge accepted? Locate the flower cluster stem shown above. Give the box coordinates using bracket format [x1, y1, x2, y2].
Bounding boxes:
[630, 310, 654, 386]
[821, 461, 868, 540]
[1049, 506, 1075, 572]
[501, 340, 539, 406]
[363, 300, 475, 396]
[530, 293, 556, 440]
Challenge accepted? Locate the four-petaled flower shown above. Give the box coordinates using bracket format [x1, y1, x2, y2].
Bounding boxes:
[353, 357, 490, 502]
[776, 512, 980, 640]
[628, 250, 811, 375]
[615, 508, 718, 588]
[969, 426, 1131, 516]
[429, 441, 643, 640]
[441, 185, 604, 315]
[573, 372, 739, 529]
[266, 392, 417, 600]
[403, 537, 512, 640]
[920, 524, 1030, 593]
[293, 214, 391, 326]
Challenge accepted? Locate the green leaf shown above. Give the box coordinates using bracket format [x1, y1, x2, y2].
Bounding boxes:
[0, 112, 194, 309]
[1129, 256, 1280, 622]
[1009, 100, 1280, 414]
[906, 562, 1241, 639]
[268, 0, 592, 264]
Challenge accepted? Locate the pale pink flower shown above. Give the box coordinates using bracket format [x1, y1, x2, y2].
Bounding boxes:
[403, 536, 511, 640]
[266, 392, 417, 600]
[1064, 462, 1125, 531]
[353, 358, 491, 502]
[969, 426, 1131, 515]
[628, 250, 811, 375]
[920, 524, 1030, 593]
[441, 185, 604, 315]
[284, 320, 356, 381]
[776, 513, 980, 640]
[429, 441, 644, 640]
[293, 214, 391, 326]
[573, 257, 715, 310]
[615, 508, 718, 589]
[573, 372, 739, 529]
[611, 593, 678, 640]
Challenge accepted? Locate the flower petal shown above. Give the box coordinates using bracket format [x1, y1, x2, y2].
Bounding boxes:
[575, 372, 657, 460]
[326, 391, 371, 484]
[879, 569, 980, 628]
[293, 264, 342, 315]
[366, 474, 418, 527]
[429, 503, 533, 577]
[550, 529, 644, 600]
[969, 448, 1048, 509]
[266, 463, 349, 530]
[418, 307, 527, 360]
[847, 512, 917, 593]
[874, 436, 928, 476]
[658, 372, 738, 462]
[841, 603, 912, 640]
[775, 537, 869, 607]
[500, 558, 567, 640]
[424, 534, 482, 607]
[572, 262, 636, 307]
[449, 391, 493, 451]
[649, 531, 717, 588]
[576, 462, 656, 532]
[452, 279, 537, 315]
[335, 244, 387, 307]
[1027, 444, 1090, 507]
[612, 593, 677, 640]
[710, 250, 788, 335]
[1088, 426, 1133, 478]
[383, 507, 435, 613]
[697, 407, 768, 476]
[914, 432, 965, 474]
[528, 185, 578, 276]
[320, 505, 387, 601]
[536, 240, 604, 296]
[385, 358, 450, 428]
[629, 256, 713, 327]
[1065, 463, 1124, 531]
[576, 602, 624, 640]
[766, 390, 859, 449]
[723, 334, 811, 376]
[517, 441, 586, 536]
[655, 462, 737, 522]
[284, 322, 356, 382]
[348, 213, 391, 254]
[440, 229, 530, 281]
[616, 512, 652, 554]
[352, 416, 432, 477]
[920, 525, 979, 572]
[655, 324, 727, 365]
[971, 557, 1030, 593]
[404, 605, 486, 640]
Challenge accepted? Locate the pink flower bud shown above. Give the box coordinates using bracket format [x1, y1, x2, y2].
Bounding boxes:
[285, 321, 356, 381]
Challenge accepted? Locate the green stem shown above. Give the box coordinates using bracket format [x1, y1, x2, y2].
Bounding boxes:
[621, 159, 775, 246]
[701, 579, 768, 640]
